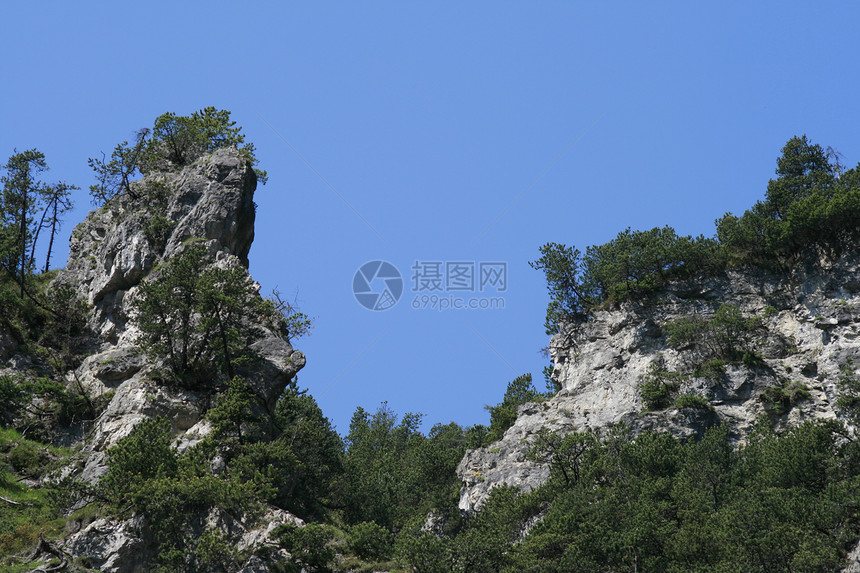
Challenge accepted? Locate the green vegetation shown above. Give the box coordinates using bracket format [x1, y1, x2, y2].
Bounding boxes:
[530, 229, 722, 333]
[274, 522, 337, 571]
[87, 128, 151, 204]
[268, 287, 314, 343]
[4, 131, 860, 571]
[98, 417, 262, 569]
[394, 421, 860, 572]
[2, 352, 859, 572]
[672, 393, 711, 410]
[347, 521, 395, 561]
[664, 303, 763, 363]
[88, 107, 267, 205]
[0, 428, 80, 563]
[1, 150, 77, 294]
[638, 306, 793, 414]
[532, 135, 860, 333]
[717, 135, 860, 263]
[0, 270, 92, 440]
[484, 373, 544, 443]
[132, 243, 274, 384]
[132, 243, 313, 388]
[761, 380, 812, 416]
[837, 359, 860, 425]
[91, 377, 345, 569]
[639, 362, 684, 411]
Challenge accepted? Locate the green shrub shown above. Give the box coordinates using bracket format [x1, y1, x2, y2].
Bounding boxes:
[274, 522, 336, 572]
[761, 381, 811, 416]
[639, 363, 683, 411]
[142, 214, 175, 250]
[741, 351, 767, 368]
[695, 359, 726, 382]
[132, 244, 272, 385]
[836, 359, 860, 424]
[100, 417, 177, 505]
[665, 304, 762, 362]
[0, 375, 25, 424]
[784, 380, 811, 403]
[673, 393, 711, 410]
[8, 441, 45, 477]
[530, 230, 722, 333]
[485, 373, 543, 443]
[347, 521, 393, 561]
[397, 529, 451, 573]
[459, 421, 855, 572]
[89, 107, 267, 205]
[194, 527, 239, 571]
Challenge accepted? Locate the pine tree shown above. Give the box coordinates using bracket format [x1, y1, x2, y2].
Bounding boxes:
[1, 149, 48, 297]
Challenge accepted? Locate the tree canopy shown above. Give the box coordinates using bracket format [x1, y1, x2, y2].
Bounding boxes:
[89, 107, 267, 205]
[534, 135, 860, 333]
[132, 242, 272, 385]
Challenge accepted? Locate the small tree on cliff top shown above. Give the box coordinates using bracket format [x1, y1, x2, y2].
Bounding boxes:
[89, 107, 267, 206]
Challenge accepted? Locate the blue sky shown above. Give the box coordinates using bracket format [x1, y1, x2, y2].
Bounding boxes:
[2, 2, 859, 434]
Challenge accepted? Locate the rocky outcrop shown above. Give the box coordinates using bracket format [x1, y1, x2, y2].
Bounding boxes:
[54, 149, 304, 461]
[58, 147, 257, 345]
[458, 254, 860, 511]
[45, 149, 305, 569]
[63, 508, 302, 572]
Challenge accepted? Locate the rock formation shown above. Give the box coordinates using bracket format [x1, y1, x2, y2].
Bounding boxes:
[45, 148, 305, 569]
[458, 254, 860, 512]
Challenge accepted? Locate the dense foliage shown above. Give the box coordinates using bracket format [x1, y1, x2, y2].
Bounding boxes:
[530, 230, 721, 334]
[88, 107, 267, 205]
[664, 303, 763, 363]
[484, 373, 545, 443]
[419, 421, 860, 572]
[132, 242, 275, 385]
[532, 136, 860, 333]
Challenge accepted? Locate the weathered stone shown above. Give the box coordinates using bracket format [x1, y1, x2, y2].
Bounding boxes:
[44, 149, 307, 569]
[54, 147, 258, 343]
[845, 539, 860, 572]
[64, 516, 153, 572]
[458, 253, 860, 511]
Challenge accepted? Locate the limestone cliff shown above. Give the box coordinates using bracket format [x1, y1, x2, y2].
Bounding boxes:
[458, 253, 860, 512]
[46, 148, 306, 569]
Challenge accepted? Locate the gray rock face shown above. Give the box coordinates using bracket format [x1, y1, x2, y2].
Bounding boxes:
[845, 539, 860, 572]
[56, 147, 257, 344]
[48, 149, 306, 567]
[55, 149, 304, 474]
[63, 508, 303, 573]
[458, 255, 860, 511]
[63, 516, 153, 572]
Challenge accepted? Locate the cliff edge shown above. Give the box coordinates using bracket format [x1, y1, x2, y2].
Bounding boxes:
[458, 253, 859, 512]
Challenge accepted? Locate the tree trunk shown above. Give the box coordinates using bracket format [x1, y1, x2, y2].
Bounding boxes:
[216, 310, 235, 379]
[30, 195, 51, 274]
[18, 191, 27, 298]
[43, 199, 58, 273]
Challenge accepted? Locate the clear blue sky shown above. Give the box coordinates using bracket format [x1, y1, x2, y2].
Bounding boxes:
[2, 2, 858, 434]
